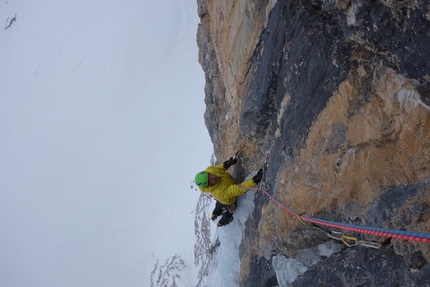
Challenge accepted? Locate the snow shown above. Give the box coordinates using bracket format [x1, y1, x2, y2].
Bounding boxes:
[0, 1, 212, 287]
[207, 188, 257, 287]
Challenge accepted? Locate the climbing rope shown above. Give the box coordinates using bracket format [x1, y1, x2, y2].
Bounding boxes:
[245, 185, 430, 244]
[296, 212, 381, 248]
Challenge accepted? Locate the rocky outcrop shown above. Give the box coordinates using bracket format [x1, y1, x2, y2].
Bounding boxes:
[197, 0, 430, 286]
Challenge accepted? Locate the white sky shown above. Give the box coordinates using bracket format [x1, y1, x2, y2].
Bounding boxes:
[0, 1, 213, 286]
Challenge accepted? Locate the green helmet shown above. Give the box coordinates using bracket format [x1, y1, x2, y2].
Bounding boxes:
[195, 171, 209, 187]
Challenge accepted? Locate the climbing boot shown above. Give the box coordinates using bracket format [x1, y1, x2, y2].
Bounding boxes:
[211, 213, 221, 221]
[217, 216, 234, 227]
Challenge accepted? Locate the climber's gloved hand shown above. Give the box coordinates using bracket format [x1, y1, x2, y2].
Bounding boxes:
[223, 157, 238, 169]
[252, 169, 263, 184]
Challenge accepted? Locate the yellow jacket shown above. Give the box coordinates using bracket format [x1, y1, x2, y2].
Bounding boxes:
[198, 163, 257, 205]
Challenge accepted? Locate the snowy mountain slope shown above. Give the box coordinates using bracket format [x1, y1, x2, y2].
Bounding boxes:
[0, 1, 212, 286]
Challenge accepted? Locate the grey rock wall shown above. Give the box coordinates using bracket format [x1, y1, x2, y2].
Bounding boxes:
[196, 0, 430, 286]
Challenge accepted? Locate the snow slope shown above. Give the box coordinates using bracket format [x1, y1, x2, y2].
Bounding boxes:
[0, 1, 212, 286]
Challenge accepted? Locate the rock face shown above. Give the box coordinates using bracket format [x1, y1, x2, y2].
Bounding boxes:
[196, 0, 430, 286]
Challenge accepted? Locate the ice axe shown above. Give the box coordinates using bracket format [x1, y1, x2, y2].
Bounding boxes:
[233, 145, 245, 160]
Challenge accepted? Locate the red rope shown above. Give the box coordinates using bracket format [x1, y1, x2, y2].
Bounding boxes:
[244, 185, 430, 243]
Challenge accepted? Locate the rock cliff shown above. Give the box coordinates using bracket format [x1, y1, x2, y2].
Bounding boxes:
[196, 0, 430, 286]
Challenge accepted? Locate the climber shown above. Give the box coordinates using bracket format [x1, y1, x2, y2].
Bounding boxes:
[194, 155, 263, 227]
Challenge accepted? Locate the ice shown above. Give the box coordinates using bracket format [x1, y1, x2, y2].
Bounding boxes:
[273, 240, 344, 285]
[206, 188, 257, 287]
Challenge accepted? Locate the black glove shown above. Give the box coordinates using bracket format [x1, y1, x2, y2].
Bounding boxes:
[252, 169, 263, 184]
[223, 157, 238, 169]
